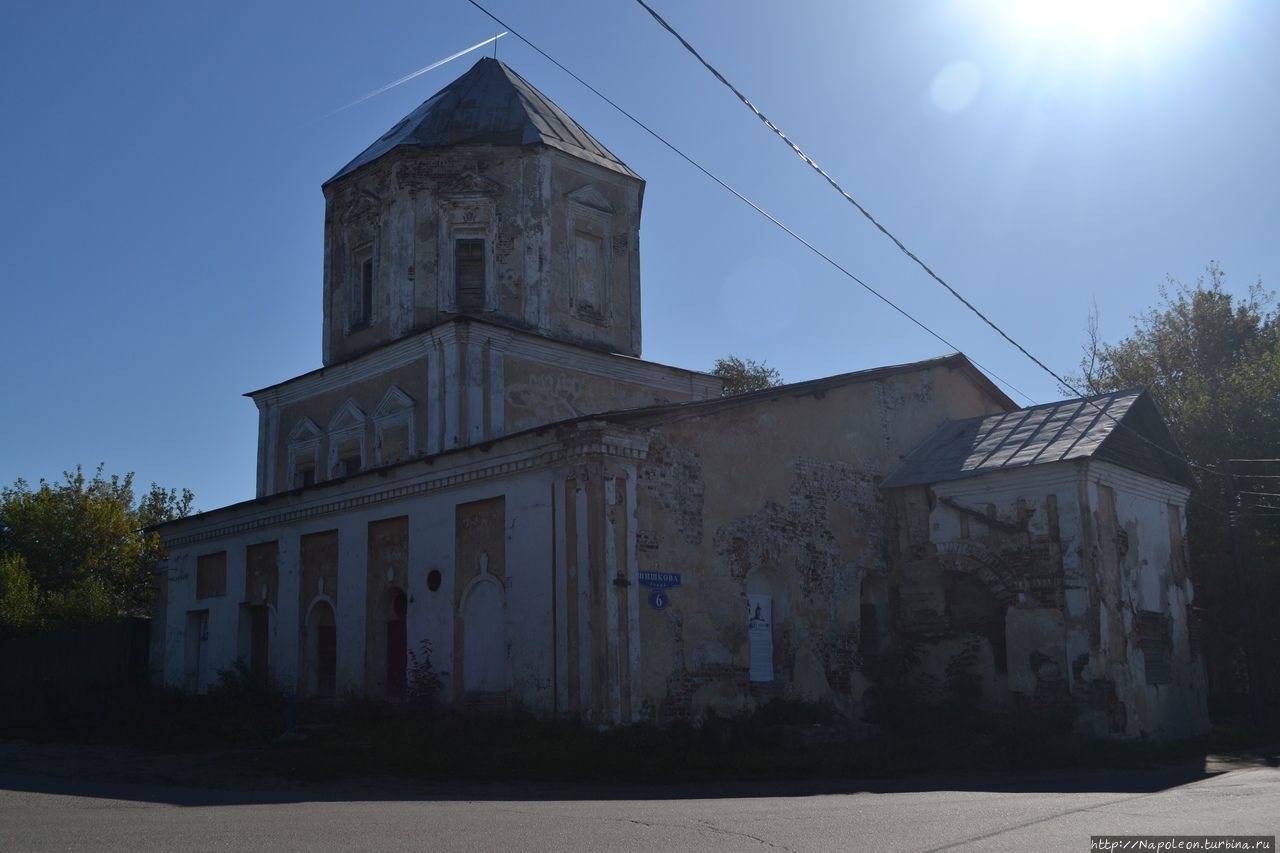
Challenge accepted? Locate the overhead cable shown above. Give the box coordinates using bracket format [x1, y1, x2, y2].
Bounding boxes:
[631, 0, 1222, 478]
[463, 0, 1032, 404]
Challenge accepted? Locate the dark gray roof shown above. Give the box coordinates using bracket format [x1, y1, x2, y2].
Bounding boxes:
[328, 58, 638, 184]
[882, 389, 1196, 489]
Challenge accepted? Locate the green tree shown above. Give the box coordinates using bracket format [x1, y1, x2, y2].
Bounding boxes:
[0, 465, 193, 634]
[0, 553, 43, 634]
[712, 355, 783, 396]
[1076, 263, 1280, 716]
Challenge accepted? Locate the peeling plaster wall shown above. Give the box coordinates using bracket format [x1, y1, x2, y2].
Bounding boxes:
[892, 457, 1207, 740]
[1081, 460, 1207, 739]
[628, 363, 1009, 722]
[901, 464, 1084, 714]
[163, 359, 1012, 724]
[252, 321, 719, 497]
[321, 147, 643, 366]
[504, 355, 695, 432]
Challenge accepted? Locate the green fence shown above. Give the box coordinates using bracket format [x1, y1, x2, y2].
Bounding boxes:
[0, 619, 151, 724]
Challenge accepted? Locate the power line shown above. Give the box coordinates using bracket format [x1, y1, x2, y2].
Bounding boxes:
[630, 0, 1222, 480]
[466, 0, 1219, 485]
[462, 0, 1034, 404]
[631, 0, 1073, 393]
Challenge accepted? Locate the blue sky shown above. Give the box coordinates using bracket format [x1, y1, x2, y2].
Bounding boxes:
[2, 0, 1276, 511]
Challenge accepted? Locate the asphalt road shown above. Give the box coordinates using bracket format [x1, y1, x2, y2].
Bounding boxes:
[1, 755, 1276, 852]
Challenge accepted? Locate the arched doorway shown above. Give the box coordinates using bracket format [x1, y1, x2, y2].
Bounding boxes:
[306, 600, 337, 698]
[947, 570, 1009, 674]
[386, 589, 407, 698]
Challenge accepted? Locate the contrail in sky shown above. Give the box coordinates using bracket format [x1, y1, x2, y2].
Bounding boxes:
[322, 32, 508, 119]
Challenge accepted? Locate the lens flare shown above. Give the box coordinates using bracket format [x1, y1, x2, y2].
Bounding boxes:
[981, 0, 1208, 58]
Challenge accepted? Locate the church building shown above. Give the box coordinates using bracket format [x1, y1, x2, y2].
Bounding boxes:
[153, 58, 1208, 739]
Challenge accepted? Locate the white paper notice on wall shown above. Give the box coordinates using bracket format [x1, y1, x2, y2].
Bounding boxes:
[747, 594, 773, 683]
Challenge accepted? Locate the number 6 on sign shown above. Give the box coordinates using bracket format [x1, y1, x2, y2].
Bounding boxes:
[648, 590, 668, 610]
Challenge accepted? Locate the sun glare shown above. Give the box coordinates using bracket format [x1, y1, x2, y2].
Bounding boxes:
[986, 0, 1207, 58]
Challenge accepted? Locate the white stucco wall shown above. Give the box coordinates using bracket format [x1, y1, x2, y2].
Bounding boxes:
[162, 445, 562, 711]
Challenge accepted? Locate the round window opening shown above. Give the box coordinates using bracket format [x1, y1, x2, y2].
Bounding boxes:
[427, 569, 442, 592]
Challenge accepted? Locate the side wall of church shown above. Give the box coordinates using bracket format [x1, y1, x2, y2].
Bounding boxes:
[626, 362, 1010, 722]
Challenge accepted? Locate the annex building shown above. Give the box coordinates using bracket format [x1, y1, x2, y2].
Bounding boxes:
[153, 58, 1208, 739]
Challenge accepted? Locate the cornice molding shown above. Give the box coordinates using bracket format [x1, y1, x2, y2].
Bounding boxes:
[250, 321, 718, 409]
[161, 428, 650, 549]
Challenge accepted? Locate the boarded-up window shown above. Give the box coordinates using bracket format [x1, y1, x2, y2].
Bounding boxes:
[379, 423, 409, 465]
[331, 436, 362, 478]
[456, 239, 485, 312]
[747, 594, 773, 682]
[359, 257, 373, 323]
[245, 541, 278, 606]
[350, 247, 374, 327]
[196, 552, 227, 599]
[573, 231, 604, 315]
[1136, 610, 1171, 685]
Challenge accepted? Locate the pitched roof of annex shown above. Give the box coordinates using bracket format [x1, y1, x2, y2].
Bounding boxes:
[882, 389, 1196, 490]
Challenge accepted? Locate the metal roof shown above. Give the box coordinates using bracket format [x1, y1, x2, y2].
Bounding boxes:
[327, 58, 638, 184]
[882, 389, 1196, 489]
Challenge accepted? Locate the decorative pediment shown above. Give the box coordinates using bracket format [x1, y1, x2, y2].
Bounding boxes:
[566, 184, 613, 213]
[438, 174, 504, 198]
[328, 399, 368, 433]
[374, 385, 415, 419]
[288, 417, 322, 443]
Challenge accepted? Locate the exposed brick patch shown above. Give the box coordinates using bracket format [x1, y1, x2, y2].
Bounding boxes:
[1085, 678, 1128, 734]
[639, 434, 704, 546]
[708, 457, 885, 697]
[816, 626, 859, 694]
[714, 457, 882, 598]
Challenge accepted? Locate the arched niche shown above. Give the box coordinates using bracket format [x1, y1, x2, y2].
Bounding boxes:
[460, 575, 506, 697]
[304, 597, 338, 698]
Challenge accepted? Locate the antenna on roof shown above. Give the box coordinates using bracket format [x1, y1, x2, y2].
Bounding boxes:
[494, 31, 500, 58]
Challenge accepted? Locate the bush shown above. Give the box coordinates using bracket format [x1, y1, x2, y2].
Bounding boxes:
[0, 553, 43, 636]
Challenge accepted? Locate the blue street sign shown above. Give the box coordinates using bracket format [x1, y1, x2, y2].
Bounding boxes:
[639, 571, 681, 589]
[648, 590, 669, 610]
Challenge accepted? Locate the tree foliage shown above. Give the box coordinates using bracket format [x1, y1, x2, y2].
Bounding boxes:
[712, 355, 783, 396]
[0, 465, 193, 635]
[1076, 263, 1280, 715]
